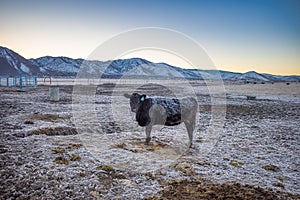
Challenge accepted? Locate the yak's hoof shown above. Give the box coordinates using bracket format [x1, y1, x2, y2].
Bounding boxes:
[145, 137, 151, 145]
[144, 142, 149, 146]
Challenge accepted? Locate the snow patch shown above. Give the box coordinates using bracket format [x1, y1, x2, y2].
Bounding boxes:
[20, 63, 30, 73]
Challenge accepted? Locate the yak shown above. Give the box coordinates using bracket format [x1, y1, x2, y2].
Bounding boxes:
[125, 93, 197, 147]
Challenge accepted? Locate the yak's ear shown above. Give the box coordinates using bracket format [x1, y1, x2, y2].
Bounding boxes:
[124, 93, 131, 98]
[140, 94, 146, 102]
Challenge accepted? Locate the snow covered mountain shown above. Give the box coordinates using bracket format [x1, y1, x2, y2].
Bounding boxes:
[0, 46, 41, 76]
[263, 73, 300, 82]
[29, 56, 84, 76]
[237, 71, 270, 82]
[0, 46, 299, 82]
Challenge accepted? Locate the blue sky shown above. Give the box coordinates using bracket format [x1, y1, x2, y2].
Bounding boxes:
[1, 0, 299, 75]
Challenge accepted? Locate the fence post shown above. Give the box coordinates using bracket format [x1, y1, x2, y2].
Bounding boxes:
[19, 74, 22, 90]
[34, 76, 37, 88]
[6, 77, 9, 87]
[13, 77, 17, 87]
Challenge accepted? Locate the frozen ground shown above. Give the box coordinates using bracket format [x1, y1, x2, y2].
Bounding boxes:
[0, 81, 299, 199]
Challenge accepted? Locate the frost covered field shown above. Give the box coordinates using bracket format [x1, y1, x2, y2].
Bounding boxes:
[0, 80, 299, 199]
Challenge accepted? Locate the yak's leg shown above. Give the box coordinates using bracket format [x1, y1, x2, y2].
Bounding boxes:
[184, 120, 195, 148]
[145, 125, 152, 145]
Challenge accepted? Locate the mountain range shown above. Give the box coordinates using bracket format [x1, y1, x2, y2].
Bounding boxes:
[0, 46, 299, 82]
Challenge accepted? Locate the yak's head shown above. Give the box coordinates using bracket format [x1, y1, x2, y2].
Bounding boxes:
[124, 93, 147, 113]
[124, 93, 150, 126]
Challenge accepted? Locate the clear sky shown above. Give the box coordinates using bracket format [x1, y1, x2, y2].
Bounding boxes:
[1, 0, 299, 75]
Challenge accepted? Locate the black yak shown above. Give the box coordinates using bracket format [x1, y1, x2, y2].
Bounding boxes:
[125, 93, 197, 147]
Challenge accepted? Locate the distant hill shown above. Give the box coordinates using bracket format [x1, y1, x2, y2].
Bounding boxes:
[0, 46, 41, 76]
[0, 46, 299, 82]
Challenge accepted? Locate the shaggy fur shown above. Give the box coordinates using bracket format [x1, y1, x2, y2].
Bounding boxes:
[126, 93, 198, 147]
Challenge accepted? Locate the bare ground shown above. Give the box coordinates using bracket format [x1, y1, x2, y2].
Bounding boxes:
[0, 82, 299, 199]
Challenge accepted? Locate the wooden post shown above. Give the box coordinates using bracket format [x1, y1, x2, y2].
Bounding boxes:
[34, 76, 37, 88]
[13, 77, 17, 87]
[19, 74, 22, 90]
